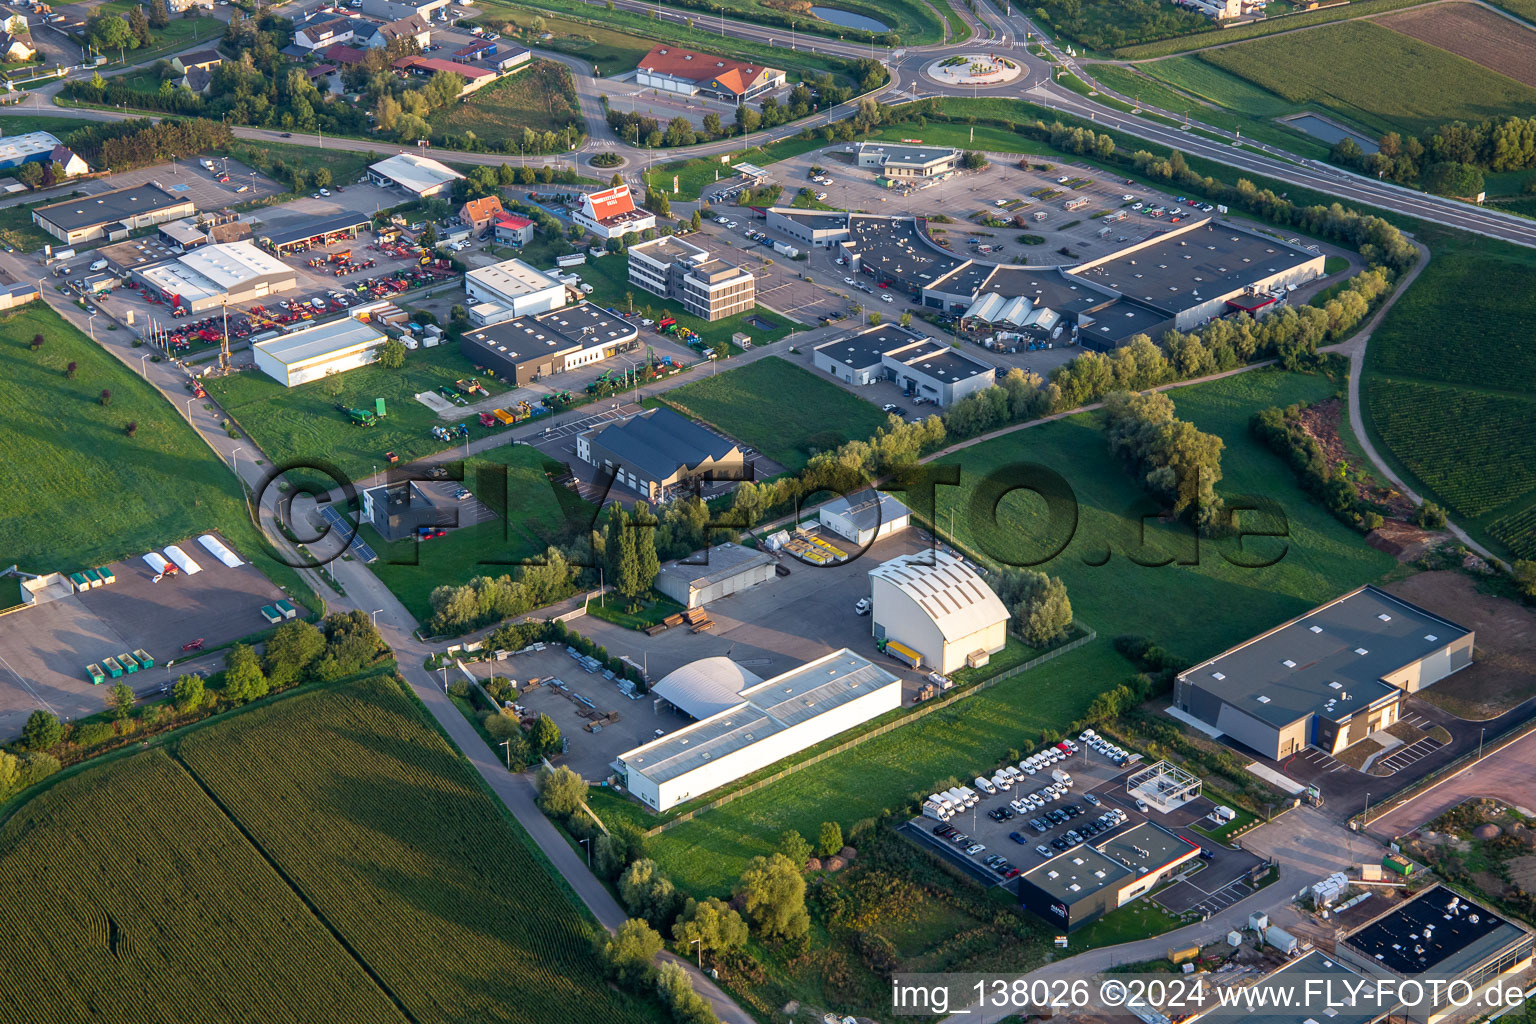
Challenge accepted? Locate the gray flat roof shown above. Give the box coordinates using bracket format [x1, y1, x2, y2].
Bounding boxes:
[656, 541, 773, 592]
[892, 339, 993, 383]
[1094, 821, 1200, 875]
[1072, 222, 1318, 315]
[1343, 885, 1532, 979]
[848, 216, 967, 289]
[1179, 585, 1472, 729]
[464, 301, 638, 362]
[1195, 952, 1386, 1024]
[259, 212, 372, 246]
[36, 183, 192, 231]
[814, 322, 927, 370]
[1023, 845, 1131, 905]
[621, 650, 899, 784]
[858, 141, 960, 167]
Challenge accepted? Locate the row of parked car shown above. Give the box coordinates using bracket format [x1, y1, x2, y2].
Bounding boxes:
[1080, 728, 1134, 767]
[1010, 805, 1132, 860]
[928, 823, 1022, 878]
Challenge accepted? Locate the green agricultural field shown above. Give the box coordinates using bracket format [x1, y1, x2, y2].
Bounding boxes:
[0, 673, 663, 1024]
[656, 356, 888, 471]
[578, 251, 797, 351]
[0, 303, 309, 603]
[481, 10, 655, 71]
[1200, 20, 1536, 137]
[1138, 56, 1300, 118]
[204, 344, 503, 485]
[1360, 229, 1536, 558]
[429, 60, 583, 145]
[1490, 0, 1536, 20]
[362, 444, 596, 619]
[646, 369, 1394, 895]
[1112, 0, 1438, 58]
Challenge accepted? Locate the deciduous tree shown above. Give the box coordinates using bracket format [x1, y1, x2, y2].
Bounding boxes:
[172, 673, 204, 714]
[735, 852, 809, 940]
[21, 710, 61, 752]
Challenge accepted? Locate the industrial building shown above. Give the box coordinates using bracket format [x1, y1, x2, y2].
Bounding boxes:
[616, 649, 902, 810]
[252, 315, 389, 387]
[868, 549, 1009, 674]
[1183, 952, 1388, 1024]
[357, 0, 451, 22]
[765, 210, 1323, 350]
[0, 269, 40, 312]
[1335, 886, 1534, 1024]
[654, 542, 776, 610]
[576, 406, 746, 503]
[634, 44, 785, 106]
[572, 183, 656, 241]
[1173, 586, 1474, 760]
[464, 257, 567, 324]
[494, 213, 534, 246]
[0, 132, 87, 177]
[628, 236, 756, 321]
[650, 656, 765, 719]
[1018, 821, 1201, 931]
[812, 323, 996, 406]
[257, 213, 373, 256]
[459, 301, 639, 386]
[853, 141, 962, 180]
[367, 153, 464, 197]
[361, 480, 453, 541]
[34, 183, 196, 245]
[137, 241, 298, 313]
[818, 490, 911, 547]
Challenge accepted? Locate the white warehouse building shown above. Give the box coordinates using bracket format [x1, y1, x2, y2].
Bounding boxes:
[616, 650, 901, 811]
[464, 257, 568, 325]
[869, 550, 1010, 674]
[253, 316, 389, 387]
[819, 489, 911, 547]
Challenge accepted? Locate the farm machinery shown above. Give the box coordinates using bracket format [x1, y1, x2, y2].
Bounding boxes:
[431, 424, 469, 441]
[542, 391, 573, 409]
[336, 403, 378, 427]
[455, 378, 489, 398]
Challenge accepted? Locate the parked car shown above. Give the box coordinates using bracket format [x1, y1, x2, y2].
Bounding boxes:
[965, 843, 985, 856]
[1135, 798, 1149, 812]
[1036, 844, 1053, 858]
[1009, 831, 1029, 845]
[1083, 793, 1101, 806]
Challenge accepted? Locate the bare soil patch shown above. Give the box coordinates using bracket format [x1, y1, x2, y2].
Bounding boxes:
[1383, 570, 1536, 719]
[1379, 3, 1536, 89]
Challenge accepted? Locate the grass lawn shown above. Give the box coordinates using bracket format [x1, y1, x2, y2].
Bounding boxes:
[484, 10, 654, 73]
[1360, 227, 1536, 559]
[104, 16, 225, 66]
[357, 443, 594, 620]
[0, 114, 98, 137]
[932, 368, 1396, 658]
[1067, 895, 1189, 950]
[203, 343, 506, 487]
[0, 302, 314, 607]
[577, 250, 798, 352]
[664, 135, 827, 201]
[1187, 799, 1257, 842]
[585, 590, 687, 630]
[0, 202, 58, 252]
[223, 141, 376, 199]
[428, 60, 582, 146]
[654, 355, 888, 471]
[1200, 20, 1536, 138]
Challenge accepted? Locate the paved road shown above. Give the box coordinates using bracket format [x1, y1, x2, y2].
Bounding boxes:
[1371, 728, 1536, 837]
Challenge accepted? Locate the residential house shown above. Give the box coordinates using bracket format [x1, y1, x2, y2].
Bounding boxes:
[458, 195, 505, 235]
[493, 213, 533, 246]
[364, 13, 430, 49]
[0, 31, 35, 62]
[293, 16, 354, 50]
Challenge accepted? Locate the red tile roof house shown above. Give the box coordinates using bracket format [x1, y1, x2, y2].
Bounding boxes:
[493, 214, 534, 246]
[571, 184, 657, 241]
[458, 195, 505, 234]
[634, 45, 785, 106]
[391, 55, 497, 96]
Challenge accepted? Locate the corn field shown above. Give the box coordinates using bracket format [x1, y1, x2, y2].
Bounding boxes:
[0, 676, 658, 1024]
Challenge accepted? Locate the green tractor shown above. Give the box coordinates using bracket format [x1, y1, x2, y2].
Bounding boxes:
[335, 403, 378, 427]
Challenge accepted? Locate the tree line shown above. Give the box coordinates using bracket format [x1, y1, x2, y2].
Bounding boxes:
[1104, 390, 1225, 531]
[61, 118, 234, 174]
[1331, 115, 1536, 198]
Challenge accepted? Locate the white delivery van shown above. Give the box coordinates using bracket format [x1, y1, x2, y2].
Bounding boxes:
[1051, 768, 1073, 786]
[975, 776, 997, 796]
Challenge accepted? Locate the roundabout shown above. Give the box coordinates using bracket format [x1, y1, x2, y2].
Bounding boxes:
[924, 53, 1024, 88]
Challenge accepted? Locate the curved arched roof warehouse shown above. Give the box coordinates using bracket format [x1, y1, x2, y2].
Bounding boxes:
[869, 550, 1010, 674]
[652, 657, 765, 720]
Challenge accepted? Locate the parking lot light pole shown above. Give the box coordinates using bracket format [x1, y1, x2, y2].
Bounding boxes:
[230, 446, 244, 473]
[370, 608, 383, 627]
[139, 352, 151, 377]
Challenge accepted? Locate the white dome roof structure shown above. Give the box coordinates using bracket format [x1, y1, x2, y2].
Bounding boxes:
[652, 657, 765, 720]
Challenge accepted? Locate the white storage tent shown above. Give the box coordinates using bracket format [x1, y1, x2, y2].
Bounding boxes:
[142, 551, 171, 574]
[197, 534, 244, 568]
[163, 544, 203, 575]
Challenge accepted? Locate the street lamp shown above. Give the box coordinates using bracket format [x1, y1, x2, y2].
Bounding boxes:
[500, 738, 514, 769]
[230, 446, 244, 472]
[185, 395, 196, 422]
[86, 311, 97, 341]
[370, 608, 383, 627]
[578, 837, 592, 867]
[139, 352, 151, 377]
[689, 938, 704, 967]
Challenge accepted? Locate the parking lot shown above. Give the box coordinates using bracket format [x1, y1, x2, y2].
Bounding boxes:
[0, 533, 289, 740]
[907, 739, 1266, 905]
[456, 644, 672, 780]
[46, 156, 286, 235]
[575, 531, 935, 701]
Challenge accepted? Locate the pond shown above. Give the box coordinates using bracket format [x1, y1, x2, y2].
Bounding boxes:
[810, 5, 890, 32]
[1279, 113, 1379, 154]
